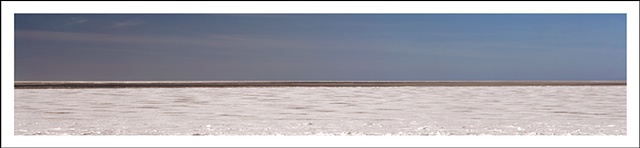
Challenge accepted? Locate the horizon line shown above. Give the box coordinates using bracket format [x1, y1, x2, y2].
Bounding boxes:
[14, 81, 626, 89]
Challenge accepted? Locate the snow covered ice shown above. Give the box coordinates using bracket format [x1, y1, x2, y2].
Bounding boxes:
[14, 86, 626, 135]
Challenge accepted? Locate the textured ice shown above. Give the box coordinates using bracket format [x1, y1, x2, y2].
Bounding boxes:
[14, 86, 626, 135]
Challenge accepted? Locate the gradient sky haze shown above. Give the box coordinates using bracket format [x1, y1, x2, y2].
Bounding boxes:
[14, 14, 626, 81]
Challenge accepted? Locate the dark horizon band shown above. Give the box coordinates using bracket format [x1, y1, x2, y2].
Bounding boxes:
[14, 81, 626, 89]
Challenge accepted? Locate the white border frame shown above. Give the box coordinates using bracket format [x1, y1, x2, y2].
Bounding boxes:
[2, 1, 638, 147]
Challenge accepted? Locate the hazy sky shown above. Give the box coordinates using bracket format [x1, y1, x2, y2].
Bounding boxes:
[14, 14, 626, 81]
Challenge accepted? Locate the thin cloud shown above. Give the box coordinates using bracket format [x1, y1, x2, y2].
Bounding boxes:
[63, 18, 144, 29]
[14, 30, 309, 51]
[111, 20, 144, 28]
[66, 17, 89, 25]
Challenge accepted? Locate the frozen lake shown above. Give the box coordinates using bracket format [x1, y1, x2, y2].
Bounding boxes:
[14, 86, 626, 135]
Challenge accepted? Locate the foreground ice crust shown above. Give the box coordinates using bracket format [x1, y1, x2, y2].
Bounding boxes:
[15, 86, 626, 135]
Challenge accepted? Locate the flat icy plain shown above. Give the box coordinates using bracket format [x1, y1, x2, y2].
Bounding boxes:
[14, 85, 626, 135]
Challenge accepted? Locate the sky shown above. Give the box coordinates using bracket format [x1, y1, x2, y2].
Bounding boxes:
[14, 14, 626, 81]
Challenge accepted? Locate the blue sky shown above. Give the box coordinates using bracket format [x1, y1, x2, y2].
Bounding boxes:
[14, 14, 626, 81]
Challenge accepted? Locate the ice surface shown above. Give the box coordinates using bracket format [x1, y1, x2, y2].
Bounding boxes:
[14, 86, 626, 135]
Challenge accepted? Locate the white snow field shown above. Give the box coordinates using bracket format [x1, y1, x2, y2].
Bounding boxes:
[14, 86, 626, 135]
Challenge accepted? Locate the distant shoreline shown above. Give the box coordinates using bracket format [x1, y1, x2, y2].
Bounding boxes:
[14, 81, 626, 89]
